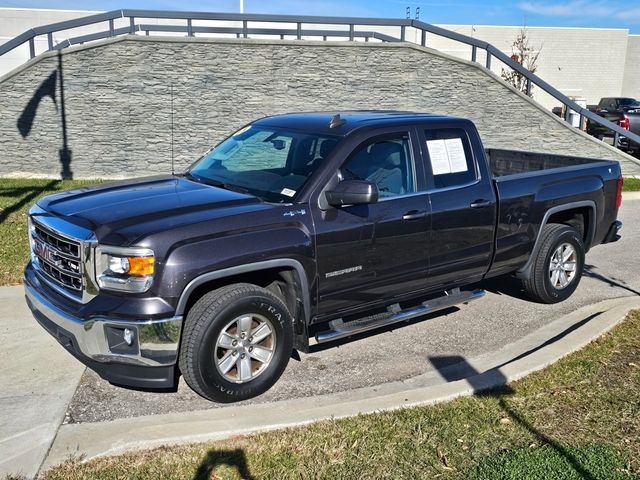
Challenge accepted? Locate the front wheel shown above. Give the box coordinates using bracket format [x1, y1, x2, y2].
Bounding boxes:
[522, 224, 585, 304]
[179, 283, 293, 403]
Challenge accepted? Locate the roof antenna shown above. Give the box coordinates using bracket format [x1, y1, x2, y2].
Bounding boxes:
[329, 114, 347, 129]
[170, 83, 175, 175]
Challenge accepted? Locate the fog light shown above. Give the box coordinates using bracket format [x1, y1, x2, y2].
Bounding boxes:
[106, 326, 139, 355]
[123, 328, 134, 346]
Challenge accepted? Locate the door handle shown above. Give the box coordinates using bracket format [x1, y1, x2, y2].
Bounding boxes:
[470, 199, 492, 209]
[402, 210, 427, 220]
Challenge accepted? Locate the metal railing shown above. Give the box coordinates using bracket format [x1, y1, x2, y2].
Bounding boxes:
[1, 9, 638, 148]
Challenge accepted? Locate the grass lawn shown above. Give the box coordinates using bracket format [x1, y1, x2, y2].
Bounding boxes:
[623, 177, 640, 192]
[42, 311, 640, 480]
[0, 178, 100, 285]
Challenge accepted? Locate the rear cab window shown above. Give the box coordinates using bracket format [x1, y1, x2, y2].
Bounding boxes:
[422, 127, 478, 189]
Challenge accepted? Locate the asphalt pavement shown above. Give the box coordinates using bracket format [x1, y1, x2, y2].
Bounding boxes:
[66, 195, 640, 423]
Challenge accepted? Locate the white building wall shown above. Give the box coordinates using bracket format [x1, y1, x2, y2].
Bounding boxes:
[623, 35, 640, 99]
[427, 25, 629, 110]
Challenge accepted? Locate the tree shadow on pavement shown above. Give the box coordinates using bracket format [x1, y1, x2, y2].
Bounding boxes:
[429, 350, 599, 479]
[584, 264, 640, 296]
[193, 447, 254, 480]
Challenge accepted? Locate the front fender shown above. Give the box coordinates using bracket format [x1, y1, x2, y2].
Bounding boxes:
[157, 226, 315, 319]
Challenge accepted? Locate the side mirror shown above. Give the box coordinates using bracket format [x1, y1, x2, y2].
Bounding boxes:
[326, 179, 379, 207]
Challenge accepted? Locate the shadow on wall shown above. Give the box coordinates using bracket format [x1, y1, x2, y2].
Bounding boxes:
[17, 52, 72, 179]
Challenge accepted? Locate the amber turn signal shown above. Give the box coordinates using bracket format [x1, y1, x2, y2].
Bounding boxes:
[127, 256, 154, 276]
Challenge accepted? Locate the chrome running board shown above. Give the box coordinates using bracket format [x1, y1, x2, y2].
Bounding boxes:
[315, 288, 486, 344]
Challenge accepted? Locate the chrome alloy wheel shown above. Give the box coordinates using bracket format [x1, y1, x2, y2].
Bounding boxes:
[548, 242, 577, 290]
[214, 313, 276, 384]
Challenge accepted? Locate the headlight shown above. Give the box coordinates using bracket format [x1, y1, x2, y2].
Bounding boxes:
[95, 245, 154, 293]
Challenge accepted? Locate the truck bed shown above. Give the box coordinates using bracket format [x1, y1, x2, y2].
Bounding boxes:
[485, 148, 621, 279]
[485, 148, 610, 178]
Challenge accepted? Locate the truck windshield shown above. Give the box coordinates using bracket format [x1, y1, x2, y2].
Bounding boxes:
[187, 125, 340, 202]
[619, 98, 640, 107]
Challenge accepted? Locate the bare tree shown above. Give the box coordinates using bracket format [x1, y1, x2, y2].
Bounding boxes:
[501, 28, 541, 97]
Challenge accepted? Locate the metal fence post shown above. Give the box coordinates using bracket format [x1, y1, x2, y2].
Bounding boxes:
[28, 37, 35, 58]
[471, 45, 477, 62]
[297, 22, 301, 40]
[400, 25, 405, 42]
[614, 131, 620, 148]
[187, 18, 193, 37]
[109, 19, 114, 37]
[526, 78, 532, 96]
[243, 20, 248, 38]
[421, 30, 426, 46]
[47, 32, 53, 50]
[129, 17, 135, 34]
[349, 24, 354, 41]
[485, 51, 491, 69]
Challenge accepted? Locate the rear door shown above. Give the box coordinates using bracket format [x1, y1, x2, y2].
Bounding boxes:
[418, 122, 497, 289]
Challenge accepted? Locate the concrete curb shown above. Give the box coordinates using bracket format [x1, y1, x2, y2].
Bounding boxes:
[41, 295, 640, 472]
[623, 191, 640, 201]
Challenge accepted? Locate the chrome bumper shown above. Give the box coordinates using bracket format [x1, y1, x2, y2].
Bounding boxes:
[25, 281, 182, 367]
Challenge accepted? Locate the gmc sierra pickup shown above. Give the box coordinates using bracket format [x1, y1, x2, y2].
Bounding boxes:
[24, 112, 623, 403]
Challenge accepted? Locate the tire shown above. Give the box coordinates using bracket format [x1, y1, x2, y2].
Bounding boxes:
[179, 283, 293, 403]
[522, 224, 585, 304]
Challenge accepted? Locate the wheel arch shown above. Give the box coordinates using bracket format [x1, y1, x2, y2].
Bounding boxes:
[516, 200, 595, 280]
[175, 259, 311, 326]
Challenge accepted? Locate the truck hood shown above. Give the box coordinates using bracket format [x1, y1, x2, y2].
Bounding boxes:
[36, 175, 271, 245]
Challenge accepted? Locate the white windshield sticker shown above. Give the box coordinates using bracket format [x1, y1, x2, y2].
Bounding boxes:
[281, 188, 296, 197]
[426, 138, 468, 175]
[445, 138, 468, 173]
[426, 140, 451, 175]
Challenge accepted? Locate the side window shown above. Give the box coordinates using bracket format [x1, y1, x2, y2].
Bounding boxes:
[424, 128, 477, 189]
[341, 133, 415, 198]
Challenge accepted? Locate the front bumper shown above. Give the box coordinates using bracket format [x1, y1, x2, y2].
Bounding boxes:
[24, 279, 183, 389]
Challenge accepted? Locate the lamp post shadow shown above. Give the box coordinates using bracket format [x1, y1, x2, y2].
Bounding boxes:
[193, 447, 255, 480]
[17, 51, 72, 179]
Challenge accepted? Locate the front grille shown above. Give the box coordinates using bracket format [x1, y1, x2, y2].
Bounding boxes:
[32, 221, 83, 295]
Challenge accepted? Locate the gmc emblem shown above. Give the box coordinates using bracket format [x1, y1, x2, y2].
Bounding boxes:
[34, 239, 59, 265]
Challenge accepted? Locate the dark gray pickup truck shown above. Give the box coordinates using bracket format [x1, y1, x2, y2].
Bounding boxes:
[587, 97, 640, 154]
[24, 112, 623, 402]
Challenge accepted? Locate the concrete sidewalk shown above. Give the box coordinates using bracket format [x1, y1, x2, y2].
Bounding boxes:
[41, 295, 640, 472]
[0, 286, 85, 479]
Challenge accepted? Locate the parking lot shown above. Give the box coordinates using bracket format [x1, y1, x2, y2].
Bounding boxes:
[65, 196, 640, 423]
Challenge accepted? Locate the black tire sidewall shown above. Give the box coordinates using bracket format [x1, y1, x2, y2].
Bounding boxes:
[194, 292, 292, 403]
[541, 228, 584, 303]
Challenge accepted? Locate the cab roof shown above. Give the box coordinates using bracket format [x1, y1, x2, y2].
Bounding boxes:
[253, 111, 463, 136]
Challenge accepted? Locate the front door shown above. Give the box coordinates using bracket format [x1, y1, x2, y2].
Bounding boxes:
[311, 128, 430, 317]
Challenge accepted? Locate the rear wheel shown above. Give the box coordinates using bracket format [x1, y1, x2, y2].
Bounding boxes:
[522, 224, 585, 304]
[179, 283, 293, 403]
